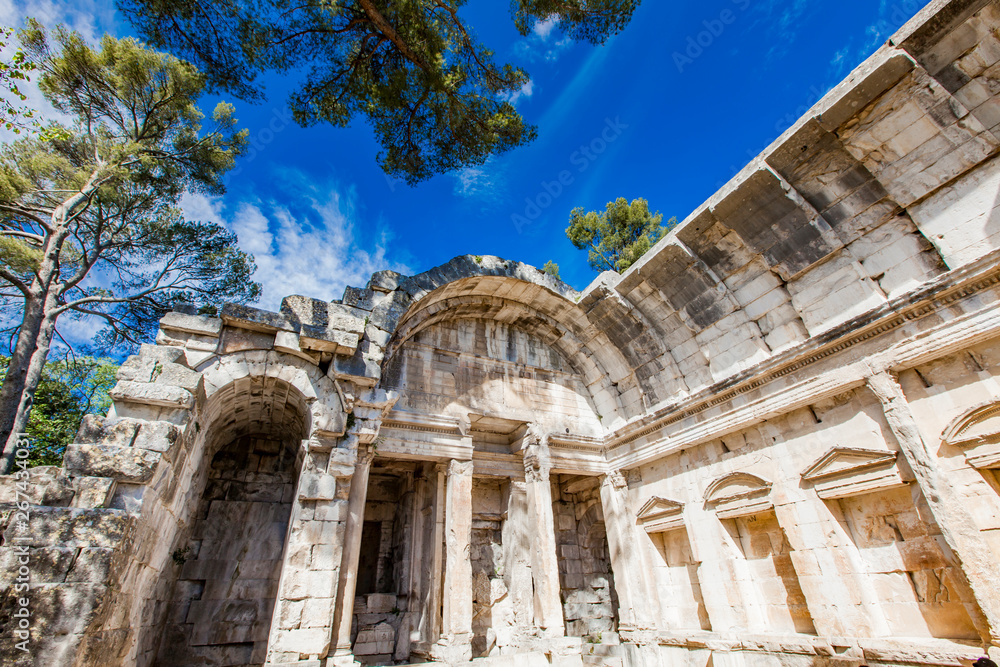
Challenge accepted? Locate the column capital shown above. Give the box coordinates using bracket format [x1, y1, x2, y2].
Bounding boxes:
[357, 446, 376, 467]
[603, 469, 628, 490]
[447, 458, 473, 477]
[523, 423, 552, 483]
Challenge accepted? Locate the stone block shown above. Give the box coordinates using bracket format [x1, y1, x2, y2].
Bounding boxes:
[132, 421, 182, 459]
[300, 323, 360, 354]
[110, 381, 194, 409]
[218, 326, 276, 353]
[367, 269, 402, 292]
[71, 477, 117, 509]
[221, 302, 297, 332]
[139, 342, 185, 364]
[66, 547, 114, 583]
[270, 626, 331, 655]
[3, 506, 132, 548]
[298, 472, 338, 500]
[160, 311, 223, 336]
[64, 444, 162, 484]
[0, 582, 108, 638]
[0, 466, 74, 506]
[117, 355, 158, 382]
[0, 546, 75, 585]
[154, 362, 202, 391]
[75, 415, 140, 447]
[342, 286, 376, 311]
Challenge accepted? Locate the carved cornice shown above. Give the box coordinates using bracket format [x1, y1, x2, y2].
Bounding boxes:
[942, 401, 1000, 469]
[382, 410, 464, 436]
[704, 472, 773, 519]
[636, 496, 685, 533]
[801, 447, 907, 499]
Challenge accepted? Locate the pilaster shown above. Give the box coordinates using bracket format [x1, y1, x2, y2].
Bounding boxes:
[523, 435, 565, 636]
[433, 458, 474, 663]
[866, 371, 1000, 646]
[328, 447, 375, 666]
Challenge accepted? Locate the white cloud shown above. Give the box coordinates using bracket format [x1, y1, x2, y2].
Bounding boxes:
[533, 16, 560, 41]
[181, 182, 410, 311]
[451, 156, 508, 205]
[515, 16, 572, 63]
[500, 78, 534, 106]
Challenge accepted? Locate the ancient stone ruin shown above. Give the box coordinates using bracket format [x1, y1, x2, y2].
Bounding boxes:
[5, 0, 1000, 665]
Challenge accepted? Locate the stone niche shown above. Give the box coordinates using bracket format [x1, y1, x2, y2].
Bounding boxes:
[833, 485, 979, 640]
[470, 477, 530, 658]
[637, 498, 711, 632]
[706, 472, 816, 635]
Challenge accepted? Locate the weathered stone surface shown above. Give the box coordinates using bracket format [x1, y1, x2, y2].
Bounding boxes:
[159, 311, 223, 336]
[0, 466, 74, 506]
[131, 420, 182, 458]
[139, 342, 185, 364]
[75, 415, 140, 447]
[64, 444, 162, 483]
[154, 361, 202, 391]
[1, 506, 132, 547]
[109, 380, 194, 409]
[72, 476, 117, 509]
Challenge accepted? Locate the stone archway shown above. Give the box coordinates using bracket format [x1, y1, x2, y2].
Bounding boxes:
[155, 374, 310, 667]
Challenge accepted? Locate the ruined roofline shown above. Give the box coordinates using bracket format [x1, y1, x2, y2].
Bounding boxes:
[613, 0, 995, 291]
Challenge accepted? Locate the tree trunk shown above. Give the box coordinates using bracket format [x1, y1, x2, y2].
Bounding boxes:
[0, 294, 45, 472]
[2, 310, 58, 472]
[0, 171, 93, 472]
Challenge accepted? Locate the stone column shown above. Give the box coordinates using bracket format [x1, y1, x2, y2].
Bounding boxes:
[329, 447, 375, 666]
[598, 471, 653, 632]
[413, 463, 446, 651]
[434, 459, 474, 663]
[523, 438, 565, 636]
[866, 372, 1000, 647]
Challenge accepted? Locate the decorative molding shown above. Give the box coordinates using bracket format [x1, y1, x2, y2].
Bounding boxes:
[704, 472, 773, 519]
[636, 496, 685, 533]
[942, 401, 1000, 469]
[548, 432, 605, 452]
[382, 410, 464, 436]
[801, 447, 907, 499]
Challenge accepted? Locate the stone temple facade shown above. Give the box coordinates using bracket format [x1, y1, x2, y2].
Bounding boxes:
[7, 0, 1000, 665]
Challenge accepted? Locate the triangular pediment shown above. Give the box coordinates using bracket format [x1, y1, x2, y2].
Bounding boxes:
[636, 496, 685, 532]
[637, 496, 684, 521]
[801, 447, 898, 482]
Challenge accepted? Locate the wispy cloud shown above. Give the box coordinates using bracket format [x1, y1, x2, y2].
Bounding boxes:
[451, 157, 509, 206]
[828, 0, 903, 81]
[181, 178, 410, 310]
[514, 16, 573, 63]
[500, 78, 534, 106]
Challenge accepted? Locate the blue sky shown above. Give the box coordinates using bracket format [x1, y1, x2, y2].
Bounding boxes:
[2, 0, 926, 313]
